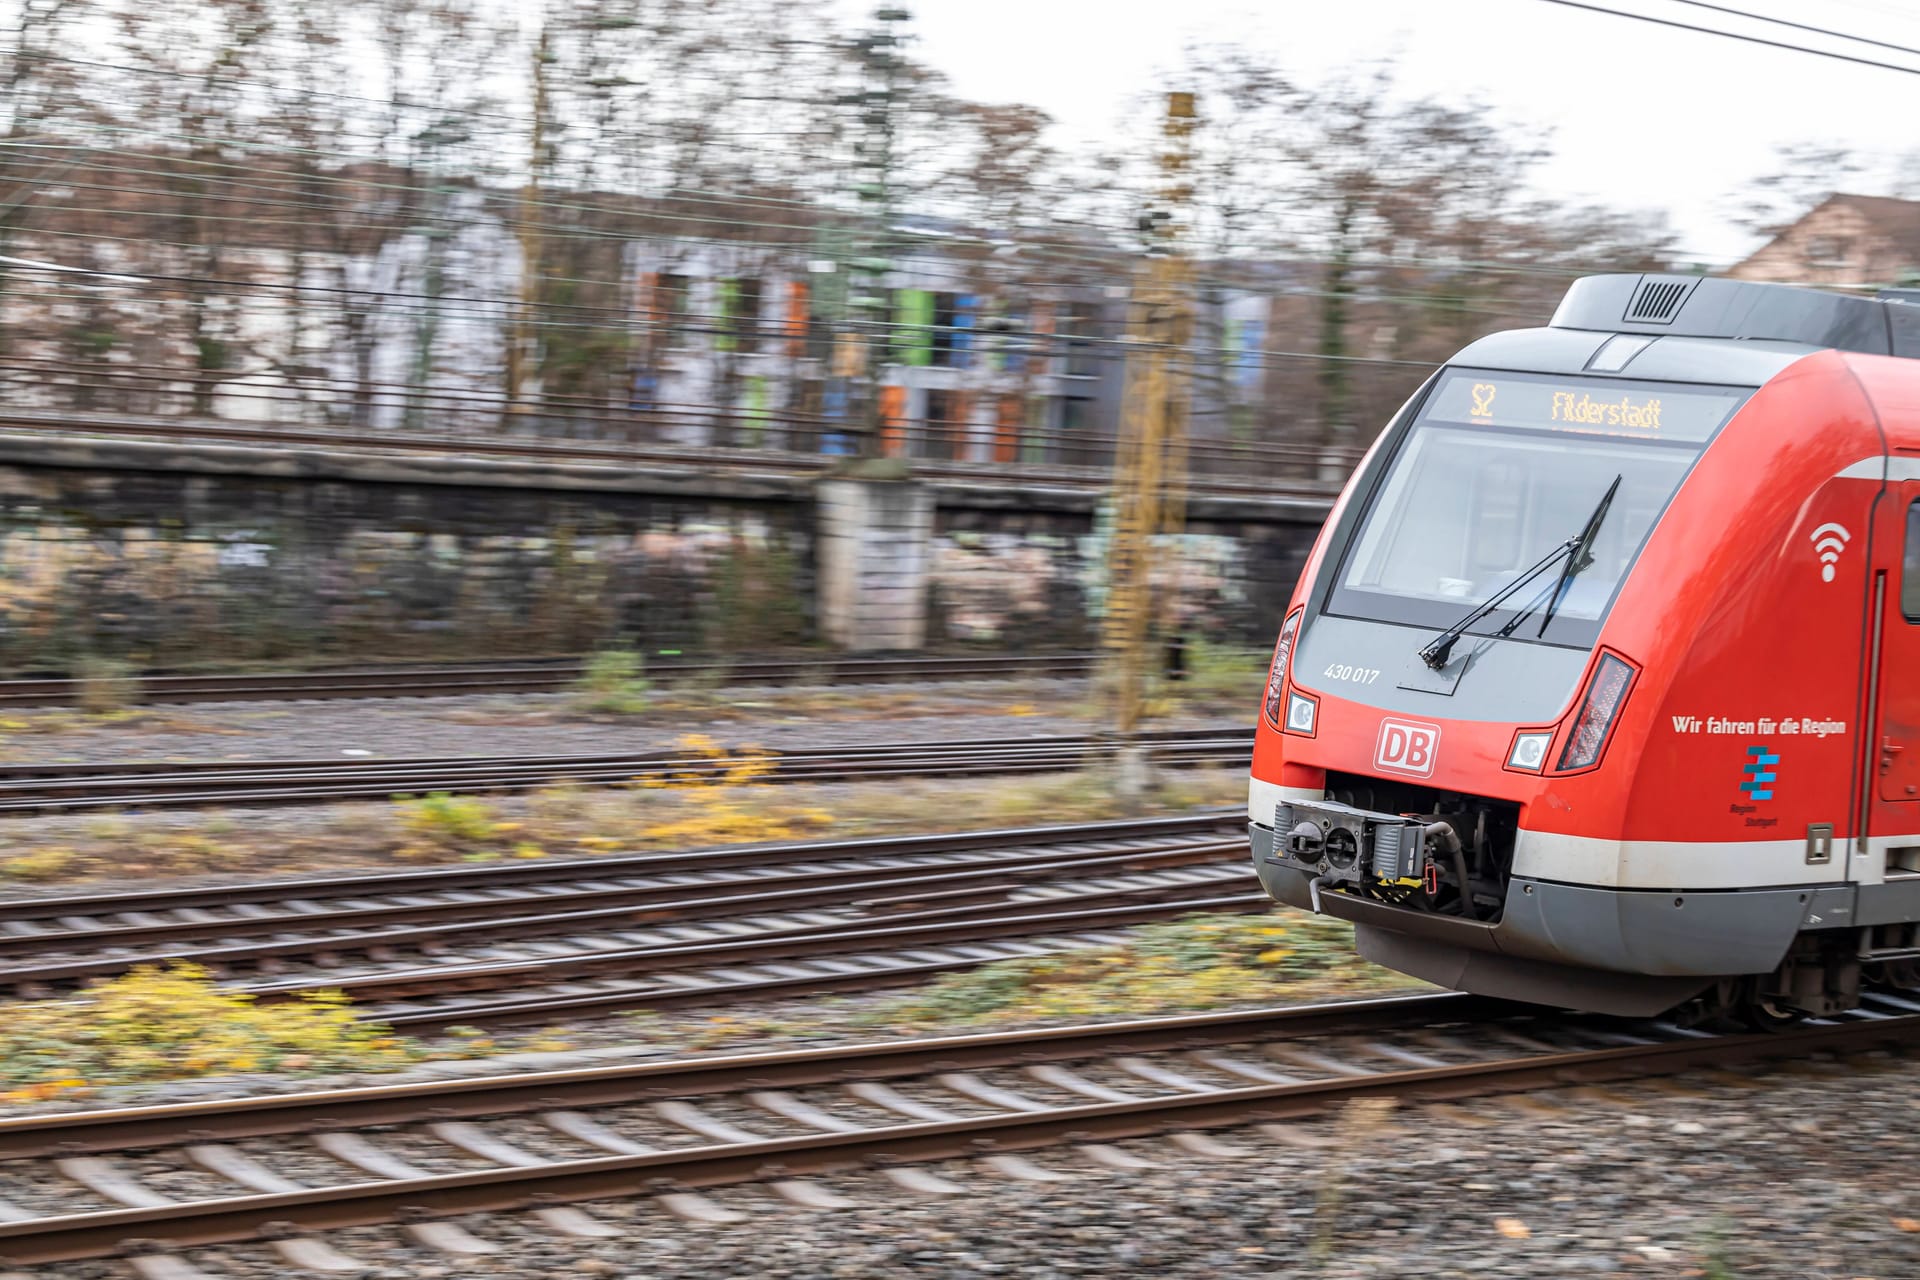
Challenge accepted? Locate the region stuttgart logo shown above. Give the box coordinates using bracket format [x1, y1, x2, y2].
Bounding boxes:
[1375, 717, 1441, 778]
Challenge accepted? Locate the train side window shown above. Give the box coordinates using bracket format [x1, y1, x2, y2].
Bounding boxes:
[1904, 502, 1920, 621]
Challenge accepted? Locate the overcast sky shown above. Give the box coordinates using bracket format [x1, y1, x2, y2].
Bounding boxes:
[828, 0, 1920, 265]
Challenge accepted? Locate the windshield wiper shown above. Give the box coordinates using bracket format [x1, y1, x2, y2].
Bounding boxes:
[1417, 539, 1577, 670]
[1416, 473, 1624, 671]
[1535, 473, 1621, 638]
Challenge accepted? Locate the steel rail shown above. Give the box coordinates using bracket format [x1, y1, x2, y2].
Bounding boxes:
[0, 651, 1102, 709]
[0, 729, 1252, 812]
[258, 889, 1277, 1029]
[367, 924, 1199, 1028]
[2, 1008, 1912, 1264]
[0, 749, 1253, 812]
[0, 724, 1230, 781]
[0, 835, 1247, 962]
[0, 992, 1493, 1159]
[0, 838, 1252, 984]
[0, 811, 1240, 925]
[0, 815, 1262, 1019]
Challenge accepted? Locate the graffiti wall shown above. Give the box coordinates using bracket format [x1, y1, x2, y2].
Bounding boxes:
[0, 466, 812, 671]
[0, 459, 1321, 672]
[928, 505, 1314, 649]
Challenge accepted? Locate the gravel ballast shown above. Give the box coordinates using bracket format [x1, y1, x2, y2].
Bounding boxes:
[0, 682, 1118, 765]
[8, 1052, 1919, 1278]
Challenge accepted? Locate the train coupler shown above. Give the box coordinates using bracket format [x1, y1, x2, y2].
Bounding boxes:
[1274, 798, 1432, 888]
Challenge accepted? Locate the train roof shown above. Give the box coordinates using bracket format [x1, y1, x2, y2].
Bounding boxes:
[1553, 273, 1920, 358]
[1449, 274, 1920, 387]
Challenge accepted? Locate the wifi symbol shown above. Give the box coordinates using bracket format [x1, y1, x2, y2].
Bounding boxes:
[1811, 522, 1851, 583]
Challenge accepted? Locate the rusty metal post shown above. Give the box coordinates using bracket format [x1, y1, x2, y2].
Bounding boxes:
[1102, 91, 1197, 794]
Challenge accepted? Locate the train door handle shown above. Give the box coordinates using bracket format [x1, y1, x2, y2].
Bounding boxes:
[1884, 738, 1907, 773]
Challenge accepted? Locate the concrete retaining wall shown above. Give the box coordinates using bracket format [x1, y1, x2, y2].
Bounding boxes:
[0, 438, 1327, 671]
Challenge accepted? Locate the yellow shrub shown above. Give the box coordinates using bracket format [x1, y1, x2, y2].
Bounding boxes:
[139, 833, 249, 875]
[0, 963, 415, 1100]
[633, 736, 830, 846]
[0, 846, 87, 882]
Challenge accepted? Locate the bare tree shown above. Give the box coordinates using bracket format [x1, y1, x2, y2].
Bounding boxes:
[0, 0, 1687, 458]
[0, 0, 97, 354]
[100, 0, 284, 414]
[1728, 142, 1867, 239]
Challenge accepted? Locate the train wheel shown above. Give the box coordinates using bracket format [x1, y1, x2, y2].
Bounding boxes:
[1741, 998, 1805, 1032]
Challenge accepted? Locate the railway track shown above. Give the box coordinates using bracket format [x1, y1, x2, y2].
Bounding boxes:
[1, 991, 1914, 1268]
[276, 887, 1269, 1032]
[0, 815, 1263, 1023]
[0, 727, 1251, 813]
[0, 651, 1101, 708]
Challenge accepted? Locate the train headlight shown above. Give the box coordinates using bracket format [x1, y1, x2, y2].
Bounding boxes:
[1555, 652, 1637, 772]
[1264, 608, 1303, 728]
[1506, 730, 1553, 773]
[1285, 690, 1318, 736]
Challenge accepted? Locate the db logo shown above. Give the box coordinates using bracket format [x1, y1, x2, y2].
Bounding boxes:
[1375, 717, 1441, 778]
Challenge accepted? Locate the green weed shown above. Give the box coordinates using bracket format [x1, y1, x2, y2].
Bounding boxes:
[868, 911, 1412, 1028]
[393, 792, 503, 860]
[570, 647, 650, 715]
[74, 656, 139, 716]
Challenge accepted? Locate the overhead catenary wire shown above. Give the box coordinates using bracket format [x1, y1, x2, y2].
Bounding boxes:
[0, 135, 1684, 296]
[0, 21, 1730, 299]
[1526, 0, 1920, 76]
[13, 112, 1691, 268]
[0, 137, 1595, 326]
[0, 150, 1781, 368]
[0, 145, 1208, 297]
[0, 121, 1304, 274]
[0, 92, 1758, 280]
[0, 47, 1046, 209]
[0, 64, 1753, 268]
[1660, 0, 1920, 59]
[0, 218, 1560, 327]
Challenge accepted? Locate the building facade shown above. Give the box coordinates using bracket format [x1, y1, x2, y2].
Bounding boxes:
[5, 169, 1300, 468]
[1728, 193, 1920, 288]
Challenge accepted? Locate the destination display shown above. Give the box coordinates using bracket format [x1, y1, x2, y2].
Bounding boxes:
[1423, 371, 1747, 443]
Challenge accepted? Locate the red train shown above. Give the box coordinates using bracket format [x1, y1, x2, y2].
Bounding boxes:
[1250, 273, 1920, 1020]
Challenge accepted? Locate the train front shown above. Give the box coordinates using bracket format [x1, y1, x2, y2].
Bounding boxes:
[1248, 278, 1834, 1016]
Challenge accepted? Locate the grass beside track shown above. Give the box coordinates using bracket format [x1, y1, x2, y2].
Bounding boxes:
[628, 911, 1427, 1054]
[0, 909, 1419, 1102]
[0, 759, 1246, 887]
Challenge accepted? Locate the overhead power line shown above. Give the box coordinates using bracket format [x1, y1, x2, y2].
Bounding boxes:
[1661, 0, 1920, 59]
[1526, 0, 1920, 76]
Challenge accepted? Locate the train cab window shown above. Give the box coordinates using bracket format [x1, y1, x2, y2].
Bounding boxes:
[1467, 460, 1525, 575]
[1330, 369, 1749, 648]
[1902, 502, 1920, 621]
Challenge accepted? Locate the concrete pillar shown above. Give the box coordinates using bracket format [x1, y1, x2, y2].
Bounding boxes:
[815, 477, 933, 651]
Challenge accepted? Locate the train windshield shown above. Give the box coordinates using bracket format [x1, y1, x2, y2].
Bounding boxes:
[1329, 368, 1750, 648]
